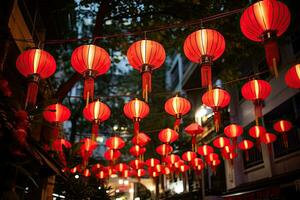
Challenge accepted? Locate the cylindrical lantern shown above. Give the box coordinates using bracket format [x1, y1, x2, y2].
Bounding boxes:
[273, 120, 292, 148]
[184, 29, 225, 88]
[240, 0, 290, 77]
[127, 40, 166, 102]
[16, 49, 56, 107]
[285, 64, 300, 88]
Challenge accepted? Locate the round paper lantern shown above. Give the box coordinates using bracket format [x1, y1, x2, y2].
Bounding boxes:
[179, 164, 190, 173]
[80, 138, 97, 166]
[83, 168, 91, 177]
[206, 153, 219, 163]
[43, 103, 71, 139]
[238, 139, 254, 161]
[114, 163, 129, 172]
[156, 144, 173, 156]
[97, 170, 107, 179]
[261, 132, 277, 144]
[213, 137, 231, 149]
[153, 164, 163, 173]
[240, 0, 290, 77]
[273, 120, 292, 148]
[132, 132, 151, 146]
[202, 88, 231, 132]
[198, 144, 214, 157]
[127, 40, 166, 102]
[149, 170, 159, 178]
[158, 128, 179, 143]
[121, 169, 133, 178]
[224, 124, 243, 147]
[174, 160, 185, 169]
[83, 99, 110, 140]
[129, 159, 144, 169]
[123, 98, 149, 135]
[285, 64, 300, 88]
[249, 125, 266, 139]
[222, 145, 235, 154]
[16, 49, 56, 106]
[222, 151, 237, 160]
[182, 151, 197, 162]
[145, 158, 160, 168]
[104, 149, 121, 161]
[191, 158, 204, 168]
[184, 28, 225, 88]
[105, 136, 125, 150]
[136, 168, 146, 178]
[162, 166, 171, 175]
[164, 154, 180, 165]
[91, 163, 103, 173]
[71, 45, 110, 102]
[129, 145, 146, 157]
[242, 79, 271, 120]
[164, 95, 191, 131]
[184, 123, 205, 151]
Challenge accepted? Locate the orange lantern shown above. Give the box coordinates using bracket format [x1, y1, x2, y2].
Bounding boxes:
[158, 128, 179, 144]
[156, 144, 173, 156]
[238, 139, 254, 161]
[105, 136, 125, 150]
[123, 98, 149, 135]
[164, 95, 191, 131]
[183, 29, 225, 88]
[240, 0, 290, 77]
[83, 100, 110, 141]
[43, 103, 71, 139]
[213, 137, 231, 149]
[273, 120, 292, 148]
[242, 79, 271, 122]
[16, 49, 56, 107]
[285, 64, 300, 89]
[224, 124, 243, 148]
[127, 40, 166, 102]
[202, 88, 231, 132]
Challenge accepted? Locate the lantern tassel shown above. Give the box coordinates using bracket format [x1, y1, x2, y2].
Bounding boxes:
[256, 139, 262, 152]
[134, 120, 139, 135]
[267, 144, 273, 158]
[142, 71, 152, 102]
[245, 150, 249, 161]
[92, 123, 99, 141]
[213, 111, 221, 132]
[84, 77, 94, 102]
[52, 126, 59, 140]
[26, 81, 39, 107]
[174, 118, 181, 132]
[59, 152, 67, 166]
[254, 101, 263, 119]
[282, 133, 288, 148]
[264, 39, 280, 78]
[201, 63, 212, 90]
[192, 136, 196, 152]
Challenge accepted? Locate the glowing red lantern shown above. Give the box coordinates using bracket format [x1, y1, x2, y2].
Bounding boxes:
[184, 123, 204, 150]
[261, 132, 277, 156]
[16, 49, 56, 107]
[202, 88, 230, 132]
[123, 98, 149, 135]
[224, 124, 243, 147]
[222, 151, 237, 160]
[153, 164, 163, 173]
[136, 168, 146, 178]
[164, 95, 191, 131]
[273, 120, 292, 148]
[83, 168, 91, 177]
[145, 158, 160, 168]
[97, 170, 107, 179]
[238, 139, 254, 161]
[240, 0, 290, 77]
[213, 137, 231, 149]
[130, 145, 146, 157]
[206, 153, 219, 163]
[242, 79, 271, 121]
[91, 163, 103, 173]
[80, 138, 97, 166]
[71, 45, 110, 102]
[223, 145, 234, 154]
[105, 136, 125, 150]
[162, 166, 171, 175]
[114, 163, 129, 172]
[182, 151, 197, 162]
[149, 170, 159, 178]
[179, 164, 190, 173]
[132, 132, 151, 146]
[164, 154, 180, 165]
[249, 125, 266, 139]
[130, 159, 144, 169]
[43, 103, 71, 139]
[83, 99, 110, 140]
[197, 144, 214, 157]
[285, 64, 300, 89]
[127, 40, 166, 102]
[156, 144, 173, 156]
[174, 160, 185, 169]
[158, 128, 179, 143]
[104, 149, 121, 161]
[183, 29, 225, 88]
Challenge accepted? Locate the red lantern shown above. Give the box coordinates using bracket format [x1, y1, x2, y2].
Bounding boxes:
[114, 163, 129, 172]
[179, 164, 190, 173]
[206, 153, 219, 163]
[261, 132, 277, 157]
[136, 168, 146, 178]
[240, 0, 290, 77]
[83, 100, 110, 141]
[130, 145, 146, 157]
[145, 158, 160, 168]
[162, 166, 171, 175]
[164, 95, 191, 131]
[222, 151, 237, 160]
[97, 170, 107, 179]
[223, 145, 235, 154]
[43, 103, 71, 139]
[130, 159, 144, 169]
[238, 139, 254, 161]
[80, 138, 97, 166]
[132, 132, 151, 146]
[71, 45, 111, 103]
[249, 125, 266, 139]
[241, 79, 271, 121]
[164, 154, 180, 165]
[202, 88, 231, 132]
[191, 158, 204, 168]
[213, 137, 231, 149]
[122, 169, 132, 178]
[104, 149, 121, 161]
[184, 123, 204, 151]
[16, 49, 56, 107]
[105, 136, 125, 150]
[123, 98, 149, 135]
[156, 144, 173, 156]
[182, 151, 197, 162]
[285, 64, 300, 88]
[149, 170, 159, 178]
[127, 40, 166, 102]
[184, 29, 225, 88]
[91, 163, 103, 173]
[273, 120, 292, 148]
[197, 144, 214, 157]
[224, 124, 243, 147]
[153, 164, 163, 173]
[83, 168, 91, 177]
[158, 128, 179, 143]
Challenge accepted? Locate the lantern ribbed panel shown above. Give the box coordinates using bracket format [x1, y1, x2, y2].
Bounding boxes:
[123, 99, 150, 120]
[43, 103, 71, 123]
[71, 45, 111, 75]
[183, 29, 225, 63]
[127, 40, 166, 70]
[158, 128, 179, 143]
[105, 136, 125, 150]
[164, 96, 191, 116]
[285, 64, 300, 88]
[241, 80, 271, 101]
[202, 88, 231, 108]
[83, 100, 111, 122]
[240, 0, 290, 42]
[16, 49, 56, 78]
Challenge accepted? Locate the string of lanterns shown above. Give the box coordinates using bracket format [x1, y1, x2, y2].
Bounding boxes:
[10, 0, 299, 181]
